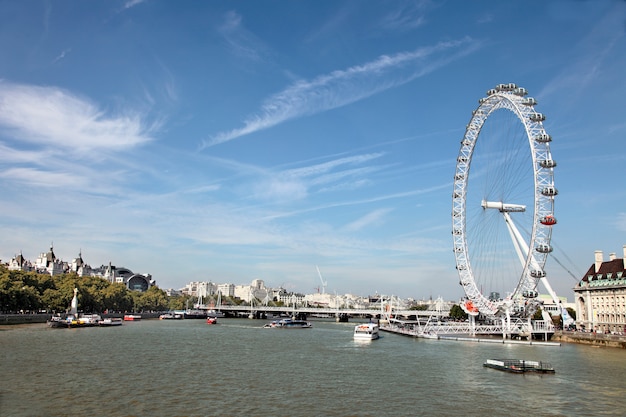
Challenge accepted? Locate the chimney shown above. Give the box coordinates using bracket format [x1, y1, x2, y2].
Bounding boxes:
[594, 250, 603, 273]
[609, 253, 616, 261]
[623, 244, 626, 260]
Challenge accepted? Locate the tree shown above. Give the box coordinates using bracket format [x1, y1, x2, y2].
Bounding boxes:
[449, 304, 468, 321]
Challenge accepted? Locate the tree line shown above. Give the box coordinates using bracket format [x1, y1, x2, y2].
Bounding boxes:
[0, 265, 187, 314]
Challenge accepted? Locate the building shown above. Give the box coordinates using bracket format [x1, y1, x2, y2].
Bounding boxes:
[33, 245, 65, 276]
[6, 245, 154, 292]
[574, 246, 626, 334]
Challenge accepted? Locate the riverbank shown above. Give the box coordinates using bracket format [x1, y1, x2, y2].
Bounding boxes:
[0, 313, 161, 325]
[552, 330, 626, 349]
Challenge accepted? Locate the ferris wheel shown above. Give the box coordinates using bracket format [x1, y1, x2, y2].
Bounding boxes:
[452, 83, 558, 319]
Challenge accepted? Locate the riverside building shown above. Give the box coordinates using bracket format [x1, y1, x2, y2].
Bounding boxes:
[574, 245, 626, 334]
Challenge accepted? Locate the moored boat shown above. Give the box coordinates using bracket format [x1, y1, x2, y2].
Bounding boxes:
[159, 313, 183, 320]
[183, 309, 207, 319]
[123, 314, 142, 321]
[263, 318, 312, 329]
[68, 314, 102, 327]
[353, 322, 380, 340]
[99, 317, 123, 326]
[483, 359, 555, 374]
[47, 288, 104, 328]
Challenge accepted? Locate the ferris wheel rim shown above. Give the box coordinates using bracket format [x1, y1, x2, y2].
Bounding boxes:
[452, 83, 556, 318]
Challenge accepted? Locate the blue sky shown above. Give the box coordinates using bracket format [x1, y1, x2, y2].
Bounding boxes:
[0, 0, 625, 301]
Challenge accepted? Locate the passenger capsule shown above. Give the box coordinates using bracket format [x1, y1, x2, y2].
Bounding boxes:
[513, 87, 527, 96]
[535, 244, 553, 253]
[529, 113, 546, 122]
[541, 186, 558, 196]
[534, 133, 552, 143]
[540, 215, 557, 226]
[539, 159, 557, 168]
[521, 97, 537, 106]
[479, 97, 487, 104]
[487, 89, 497, 96]
[530, 270, 546, 278]
[522, 290, 539, 298]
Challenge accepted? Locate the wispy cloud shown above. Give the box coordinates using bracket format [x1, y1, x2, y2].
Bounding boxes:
[538, 3, 626, 101]
[202, 37, 481, 148]
[0, 81, 156, 155]
[124, 0, 146, 10]
[378, 1, 430, 31]
[0, 167, 86, 188]
[343, 208, 393, 232]
[52, 48, 71, 63]
[217, 11, 268, 62]
[248, 153, 385, 203]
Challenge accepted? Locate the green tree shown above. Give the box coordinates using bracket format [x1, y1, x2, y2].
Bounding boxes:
[449, 304, 468, 321]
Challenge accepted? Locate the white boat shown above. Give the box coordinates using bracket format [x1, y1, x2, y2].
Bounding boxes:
[353, 323, 380, 340]
[99, 317, 123, 326]
[207, 310, 225, 318]
[263, 318, 312, 329]
[159, 313, 183, 320]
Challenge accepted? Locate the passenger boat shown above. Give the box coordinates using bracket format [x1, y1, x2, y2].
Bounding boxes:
[99, 317, 123, 326]
[47, 315, 71, 328]
[353, 323, 380, 340]
[483, 359, 555, 374]
[123, 314, 142, 321]
[159, 313, 183, 320]
[206, 317, 217, 325]
[207, 309, 225, 318]
[183, 309, 207, 319]
[68, 314, 102, 327]
[47, 288, 103, 328]
[263, 318, 312, 329]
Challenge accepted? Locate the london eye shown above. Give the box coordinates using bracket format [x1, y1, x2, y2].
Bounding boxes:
[452, 83, 558, 321]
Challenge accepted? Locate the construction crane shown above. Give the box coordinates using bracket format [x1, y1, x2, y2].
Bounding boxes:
[316, 265, 328, 295]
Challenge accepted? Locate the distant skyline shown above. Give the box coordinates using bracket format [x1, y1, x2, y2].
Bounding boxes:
[1, 1, 625, 301]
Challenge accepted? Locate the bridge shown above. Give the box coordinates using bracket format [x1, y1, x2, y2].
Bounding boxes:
[195, 304, 447, 319]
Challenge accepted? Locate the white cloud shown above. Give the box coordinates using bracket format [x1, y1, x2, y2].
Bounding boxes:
[202, 37, 481, 147]
[0, 167, 86, 188]
[343, 208, 393, 232]
[0, 81, 155, 155]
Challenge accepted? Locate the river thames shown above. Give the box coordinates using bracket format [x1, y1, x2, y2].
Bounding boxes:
[1, 318, 625, 417]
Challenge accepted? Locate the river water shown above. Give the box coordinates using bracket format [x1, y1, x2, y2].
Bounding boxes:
[1, 318, 625, 417]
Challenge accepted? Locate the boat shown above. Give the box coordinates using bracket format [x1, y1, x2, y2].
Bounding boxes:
[263, 318, 312, 329]
[206, 317, 218, 325]
[68, 314, 102, 327]
[483, 359, 555, 374]
[159, 312, 183, 320]
[47, 288, 103, 328]
[99, 317, 123, 326]
[47, 315, 70, 328]
[183, 309, 207, 319]
[123, 314, 142, 321]
[207, 309, 225, 318]
[353, 323, 380, 340]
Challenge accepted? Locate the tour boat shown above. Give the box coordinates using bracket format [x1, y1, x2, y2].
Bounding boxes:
[483, 359, 555, 374]
[263, 318, 312, 329]
[353, 323, 380, 340]
[47, 288, 103, 328]
[99, 317, 123, 326]
[159, 313, 183, 320]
